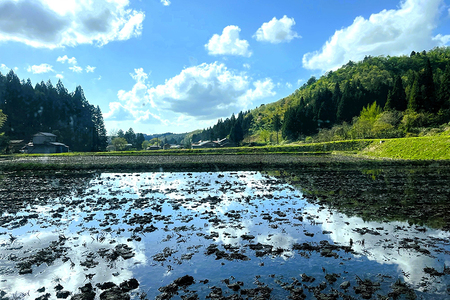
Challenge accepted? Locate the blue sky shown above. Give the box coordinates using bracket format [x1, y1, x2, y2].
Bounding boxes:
[1, 0, 450, 135]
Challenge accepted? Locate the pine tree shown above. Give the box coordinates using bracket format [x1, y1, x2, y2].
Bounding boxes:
[385, 76, 407, 111]
[272, 113, 282, 144]
[282, 106, 299, 141]
[125, 128, 136, 147]
[337, 81, 354, 123]
[229, 120, 244, 145]
[4, 70, 22, 139]
[408, 73, 421, 111]
[422, 58, 437, 112]
[438, 65, 450, 109]
[92, 105, 107, 151]
[136, 133, 145, 150]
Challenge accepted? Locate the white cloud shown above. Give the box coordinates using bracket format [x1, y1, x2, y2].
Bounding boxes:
[161, 0, 171, 6]
[241, 78, 276, 107]
[0, 64, 10, 73]
[105, 63, 276, 124]
[243, 63, 251, 69]
[205, 25, 252, 57]
[303, 0, 450, 71]
[254, 15, 300, 44]
[150, 62, 274, 119]
[105, 68, 162, 124]
[69, 65, 83, 73]
[56, 74, 64, 79]
[57, 55, 77, 64]
[27, 63, 54, 74]
[86, 65, 96, 73]
[103, 102, 136, 121]
[0, 0, 145, 49]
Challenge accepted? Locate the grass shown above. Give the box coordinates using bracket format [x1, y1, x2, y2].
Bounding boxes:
[361, 135, 450, 160]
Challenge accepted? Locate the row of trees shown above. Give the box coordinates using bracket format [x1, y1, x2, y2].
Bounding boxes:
[191, 111, 253, 145]
[0, 70, 107, 152]
[109, 128, 146, 151]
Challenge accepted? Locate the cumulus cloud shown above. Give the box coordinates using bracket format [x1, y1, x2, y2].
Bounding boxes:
[161, 0, 171, 6]
[150, 62, 274, 119]
[56, 74, 64, 79]
[105, 63, 276, 124]
[240, 78, 276, 108]
[86, 66, 96, 73]
[103, 102, 136, 121]
[69, 65, 83, 73]
[57, 55, 77, 64]
[254, 15, 300, 44]
[205, 25, 252, 57]
[0, 0, 145, 48]
[303, 0, 450, 71]
[104, 68, 163, 124]
[27, 63, 54, 74]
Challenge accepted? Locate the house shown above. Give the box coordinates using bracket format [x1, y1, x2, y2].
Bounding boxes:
[216, 138, 236, 148]
[191, 138, 236, 149]
[23, 132, 69, 154]
[191, 140, 218, 149]
[147, 145, 161, 150]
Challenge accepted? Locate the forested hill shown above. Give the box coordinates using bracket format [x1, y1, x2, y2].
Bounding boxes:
[194, 47, 450, 144]
[0, 70, 107, 152]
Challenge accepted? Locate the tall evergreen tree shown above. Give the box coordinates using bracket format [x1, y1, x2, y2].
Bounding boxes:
[4, 70, 22, 139]
[229, 120, 244, 145]
[408, 73, 421, 111]
[92, 105, 108, 151]
[385, 76, 407, 111]
[332, 82, 342, 110]
[422, 58, 437, 112]
[337, 81, 355, 123]
[272, 113, 282, 144]
[282, 106, 299, 141]
[438, 65, 450, 109]
[124, 128, 137, 147]
[136, 133, 145, 150]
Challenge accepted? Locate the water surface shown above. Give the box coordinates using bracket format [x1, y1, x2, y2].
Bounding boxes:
[0, 170, 449, 299]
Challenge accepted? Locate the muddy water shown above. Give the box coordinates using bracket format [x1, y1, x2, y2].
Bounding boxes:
[0, 169, 449, 299]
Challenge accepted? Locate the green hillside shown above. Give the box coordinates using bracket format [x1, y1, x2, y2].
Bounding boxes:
[193, 47, 450, 146]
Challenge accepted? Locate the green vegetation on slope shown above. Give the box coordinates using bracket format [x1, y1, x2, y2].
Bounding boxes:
[194, 47, 450, 147]
[362, 136, 450, 160]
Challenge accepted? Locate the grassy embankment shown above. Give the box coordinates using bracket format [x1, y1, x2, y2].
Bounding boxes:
[360, 135, 450, 160]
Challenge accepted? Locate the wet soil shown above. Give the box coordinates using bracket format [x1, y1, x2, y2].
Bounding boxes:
[0, 164, 449, 299]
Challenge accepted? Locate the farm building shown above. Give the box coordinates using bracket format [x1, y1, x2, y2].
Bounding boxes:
[191, 138, 235, 149]
[23, 132, 69, 154]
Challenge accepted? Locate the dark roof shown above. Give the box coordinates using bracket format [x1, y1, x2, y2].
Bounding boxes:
[49, 142, 68, 147]
[34, 132, 56, 137]
[9, 140, 25, 144]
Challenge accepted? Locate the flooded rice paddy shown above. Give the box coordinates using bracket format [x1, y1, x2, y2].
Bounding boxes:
[0, 166, 450, 299]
